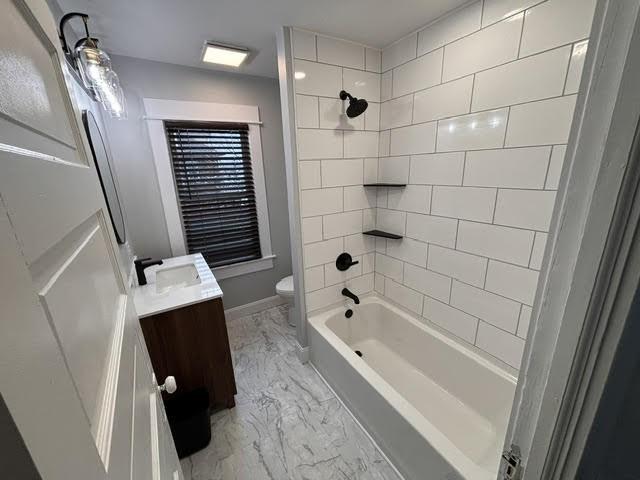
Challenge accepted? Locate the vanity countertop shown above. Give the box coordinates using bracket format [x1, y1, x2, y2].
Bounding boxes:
[133, 253, 223, 318]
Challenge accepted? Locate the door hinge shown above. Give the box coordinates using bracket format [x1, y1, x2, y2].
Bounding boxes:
[500, 444, 523, 480]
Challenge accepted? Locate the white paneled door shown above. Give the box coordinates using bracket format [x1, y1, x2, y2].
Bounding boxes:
[0, 1, 181, 479]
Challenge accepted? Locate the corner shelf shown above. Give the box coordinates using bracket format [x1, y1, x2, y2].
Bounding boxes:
[363, 183, 406, 187]
[363, 230, 403, 240]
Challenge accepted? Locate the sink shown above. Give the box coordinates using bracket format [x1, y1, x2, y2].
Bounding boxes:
[133, 253, 222, 318]
[155, 263, 201, 293]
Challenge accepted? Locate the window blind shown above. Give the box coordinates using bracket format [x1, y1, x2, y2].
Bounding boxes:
[165, 121, 261, 268]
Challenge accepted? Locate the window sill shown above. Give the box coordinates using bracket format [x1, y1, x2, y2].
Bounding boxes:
[212, 254, 276, 281]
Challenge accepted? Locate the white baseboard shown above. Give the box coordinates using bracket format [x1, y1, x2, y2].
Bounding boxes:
[224, 295, 286, 321]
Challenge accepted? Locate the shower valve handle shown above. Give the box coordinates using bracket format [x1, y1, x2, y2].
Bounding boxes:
[336, 252, 359, 271]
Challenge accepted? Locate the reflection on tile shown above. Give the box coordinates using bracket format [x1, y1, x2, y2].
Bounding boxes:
[294, 59, 342, 97]
[437, 108, 508, 152]
[344, 68, 381, 103]
[182, 306, 399, 480]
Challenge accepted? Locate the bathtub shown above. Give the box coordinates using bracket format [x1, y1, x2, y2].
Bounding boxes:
[308, 295, 517, 480]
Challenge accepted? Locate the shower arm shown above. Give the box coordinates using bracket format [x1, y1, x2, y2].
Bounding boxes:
[339, 90, 353, 101]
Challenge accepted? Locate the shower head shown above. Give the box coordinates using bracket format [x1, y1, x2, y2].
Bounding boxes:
[339, 90, 368, 118]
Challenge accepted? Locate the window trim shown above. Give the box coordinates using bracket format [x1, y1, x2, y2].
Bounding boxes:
[144, 98, 274, 279]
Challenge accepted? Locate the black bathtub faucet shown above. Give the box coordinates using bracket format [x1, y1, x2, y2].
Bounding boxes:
[342, 288, 360, 305]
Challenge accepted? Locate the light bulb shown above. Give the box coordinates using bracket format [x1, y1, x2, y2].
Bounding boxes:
[75, 42, 112, 90]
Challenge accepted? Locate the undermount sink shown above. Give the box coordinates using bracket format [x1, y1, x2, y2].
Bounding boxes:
[155, 263, 201, 293]
[134, 253, 221, 318]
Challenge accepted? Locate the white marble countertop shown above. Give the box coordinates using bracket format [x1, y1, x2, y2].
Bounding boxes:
[133, 253, 223, 318]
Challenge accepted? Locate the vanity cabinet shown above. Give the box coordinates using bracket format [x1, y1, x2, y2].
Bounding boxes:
[140, 297, 236, 411]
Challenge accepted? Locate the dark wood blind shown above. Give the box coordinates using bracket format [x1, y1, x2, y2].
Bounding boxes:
[165, 121, 261, 268]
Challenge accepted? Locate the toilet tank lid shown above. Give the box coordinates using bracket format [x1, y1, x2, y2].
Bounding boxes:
[276, 275, 294, 294]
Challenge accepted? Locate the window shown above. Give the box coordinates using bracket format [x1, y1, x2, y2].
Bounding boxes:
[165, 121, 261, 268]
[145, 99, 274, 280]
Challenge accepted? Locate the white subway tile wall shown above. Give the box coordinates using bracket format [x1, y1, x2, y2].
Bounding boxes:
[293, 30, 380, 315]
[413, 76, 474, 124]
[481, 0, 541, 28]
[365, 48, 382, 73]
[565, 41, 589, 95]
[442, 14, 523, 82]
[373, 0, 594, 370]
[291, 0, 594, 370]
[317, 36, 365, 69]
[292, 29, 317, 61]
[418, 2, 482, 54]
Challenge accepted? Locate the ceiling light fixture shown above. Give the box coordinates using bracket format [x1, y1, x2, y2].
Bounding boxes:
[202, 42, 249, 67]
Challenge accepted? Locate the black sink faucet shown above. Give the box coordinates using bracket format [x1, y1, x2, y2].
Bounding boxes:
[135, 257, 164, 286]
[341, 288, 360, 305]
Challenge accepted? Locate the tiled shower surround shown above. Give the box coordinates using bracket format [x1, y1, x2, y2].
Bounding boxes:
[293, 30, 382, 312]
[293, 0, 596, 369]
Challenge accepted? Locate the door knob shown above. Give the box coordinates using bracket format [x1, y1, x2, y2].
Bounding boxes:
[158, 375, 177, 394]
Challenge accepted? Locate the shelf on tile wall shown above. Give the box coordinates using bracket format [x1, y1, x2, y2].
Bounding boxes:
[363, 230, 403, 240]
[363, 183, 407, 187]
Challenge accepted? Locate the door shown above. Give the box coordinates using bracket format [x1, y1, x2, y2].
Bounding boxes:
[0, 1, 180, 479]
[501, 1, 640, 479]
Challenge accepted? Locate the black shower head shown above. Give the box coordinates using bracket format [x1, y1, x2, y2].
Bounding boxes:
[339, 90, 368, 118]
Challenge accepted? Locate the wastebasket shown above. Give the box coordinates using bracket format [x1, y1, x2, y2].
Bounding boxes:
[165, 388, 211, 458]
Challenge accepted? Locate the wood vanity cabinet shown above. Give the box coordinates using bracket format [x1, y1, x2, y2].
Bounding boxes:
[139, 297, 236, 411]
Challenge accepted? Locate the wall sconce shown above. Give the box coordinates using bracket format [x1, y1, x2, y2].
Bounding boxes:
[59, 12, 126, 119]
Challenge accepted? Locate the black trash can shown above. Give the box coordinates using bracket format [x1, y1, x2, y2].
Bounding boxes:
[165, 388, 211, 458]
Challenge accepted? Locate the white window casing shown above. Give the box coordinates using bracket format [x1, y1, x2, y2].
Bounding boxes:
[144, 98, 274, 280]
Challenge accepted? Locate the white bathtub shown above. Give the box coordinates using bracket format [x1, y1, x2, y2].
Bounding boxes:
[308, 295, 516, 480]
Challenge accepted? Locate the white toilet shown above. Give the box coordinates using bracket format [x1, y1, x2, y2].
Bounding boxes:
[276, 275, 296, 327]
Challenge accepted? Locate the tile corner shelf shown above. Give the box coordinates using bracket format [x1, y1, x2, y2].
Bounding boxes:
[363, 230, 403, 240]
[363, 183, 407, 187]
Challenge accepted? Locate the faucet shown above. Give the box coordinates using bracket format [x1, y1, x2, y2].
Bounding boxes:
[135, 257, 164, 286]
[341, 288, 360, 305]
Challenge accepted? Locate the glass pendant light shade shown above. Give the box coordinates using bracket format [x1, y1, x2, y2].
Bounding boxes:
[96, 70, 127, 119]
[74, 40, 112, 91]
[59, 13, 127, 119]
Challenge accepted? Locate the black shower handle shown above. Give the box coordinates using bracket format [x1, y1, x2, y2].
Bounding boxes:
[336, 252, 359, 271]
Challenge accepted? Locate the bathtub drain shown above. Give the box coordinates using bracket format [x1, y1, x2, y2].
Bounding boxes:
[355, 350, 363, 357]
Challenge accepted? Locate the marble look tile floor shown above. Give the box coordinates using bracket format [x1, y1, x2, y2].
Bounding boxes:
[180, 305, 401, 480]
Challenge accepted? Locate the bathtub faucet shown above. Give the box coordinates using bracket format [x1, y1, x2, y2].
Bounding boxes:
[341, 288, 360, 305]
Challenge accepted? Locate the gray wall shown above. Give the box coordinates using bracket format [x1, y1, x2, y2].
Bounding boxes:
[68, 71, 136, 280]
[104, 56, 291, 308]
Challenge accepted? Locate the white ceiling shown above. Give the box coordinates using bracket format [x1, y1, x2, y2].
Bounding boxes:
[56, 0, 469, 78]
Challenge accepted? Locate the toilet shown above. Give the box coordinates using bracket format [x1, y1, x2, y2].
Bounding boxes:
[276, 275, 296, 327]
